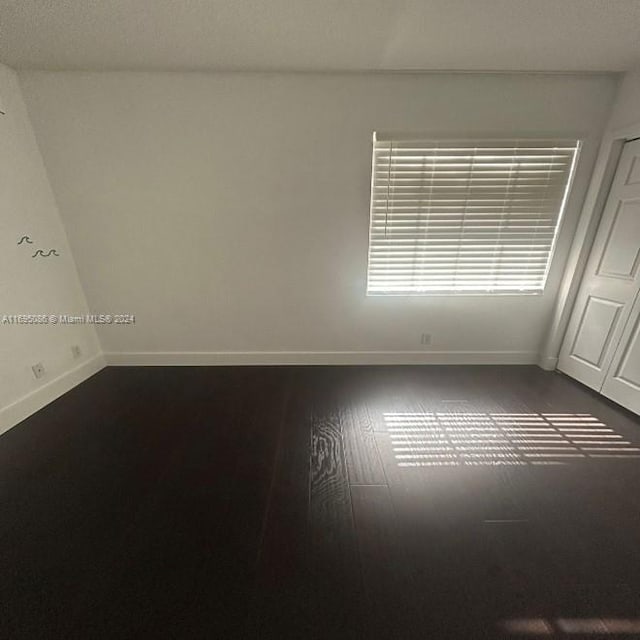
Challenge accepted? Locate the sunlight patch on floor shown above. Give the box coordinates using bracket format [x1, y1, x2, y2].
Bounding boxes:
[384, 413, 640, 467]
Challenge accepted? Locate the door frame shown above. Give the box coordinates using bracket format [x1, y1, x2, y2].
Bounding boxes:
[540, 119, 640, 370]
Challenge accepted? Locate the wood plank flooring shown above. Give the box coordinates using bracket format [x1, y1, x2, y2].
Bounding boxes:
[2, 365, 640, 639]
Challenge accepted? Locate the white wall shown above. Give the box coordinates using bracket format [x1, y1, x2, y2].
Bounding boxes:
[607, 71, 640, 130]
[18, 71, 618, 364]
[607, 70, 640, 131]
[0, 63, 102, 432]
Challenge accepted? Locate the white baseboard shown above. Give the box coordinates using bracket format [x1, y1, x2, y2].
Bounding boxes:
[104, 350, 538, 366]
[0, 354, 106, 437]
[538, 355, 559, 371]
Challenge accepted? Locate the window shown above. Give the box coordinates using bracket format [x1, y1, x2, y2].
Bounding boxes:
[366, 135, 580, 295]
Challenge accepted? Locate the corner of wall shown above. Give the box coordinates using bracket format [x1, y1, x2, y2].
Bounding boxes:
[538, 70, 639, 371]
[0, 61, 104, 434]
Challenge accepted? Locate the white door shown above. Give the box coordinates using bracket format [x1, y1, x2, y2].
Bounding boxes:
[601, 291, 640, 413]
[558, 138, 640, 398]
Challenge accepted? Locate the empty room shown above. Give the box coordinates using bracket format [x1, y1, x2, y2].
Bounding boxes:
[2, 1, 640, 638]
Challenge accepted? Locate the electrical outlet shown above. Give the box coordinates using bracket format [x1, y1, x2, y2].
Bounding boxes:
[420, 333, 432, 346]
[32, 362, 45, 379]
[71, 344, 82, 359]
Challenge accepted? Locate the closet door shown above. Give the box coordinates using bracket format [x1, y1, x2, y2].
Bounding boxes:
[558, 138, 640, 392]
[601, 291, 640, 413]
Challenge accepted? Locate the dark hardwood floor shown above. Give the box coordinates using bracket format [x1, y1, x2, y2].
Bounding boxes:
[2, 365, 640, 639]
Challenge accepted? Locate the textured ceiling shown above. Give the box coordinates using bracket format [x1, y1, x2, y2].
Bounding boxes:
[1, 0, 640, 72]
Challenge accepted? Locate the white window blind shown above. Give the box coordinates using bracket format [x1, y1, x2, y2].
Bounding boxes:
[367, 136, 580, 295]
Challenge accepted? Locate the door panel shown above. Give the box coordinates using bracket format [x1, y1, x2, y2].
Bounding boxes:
[597, 200, 640, 279]
[559, 138, 640, 392]
[569, 296, 623, 368]
[601, 292, 640, 413]
[625, 156, 640, 185]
